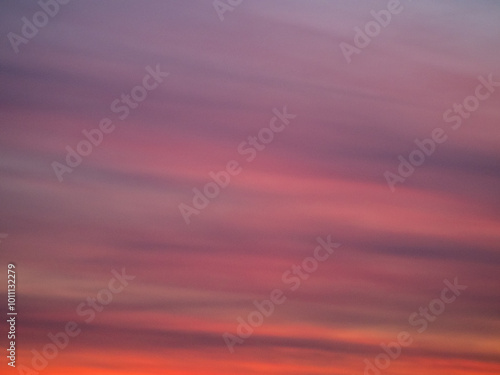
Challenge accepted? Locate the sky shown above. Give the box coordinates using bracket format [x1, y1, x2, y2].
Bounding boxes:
[0, 0, 499, 374]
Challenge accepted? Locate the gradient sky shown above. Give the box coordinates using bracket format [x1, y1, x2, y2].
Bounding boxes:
[1, 1, 500, 374]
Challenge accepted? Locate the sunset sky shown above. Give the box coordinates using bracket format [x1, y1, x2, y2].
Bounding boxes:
[1, 1, 499, 374]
